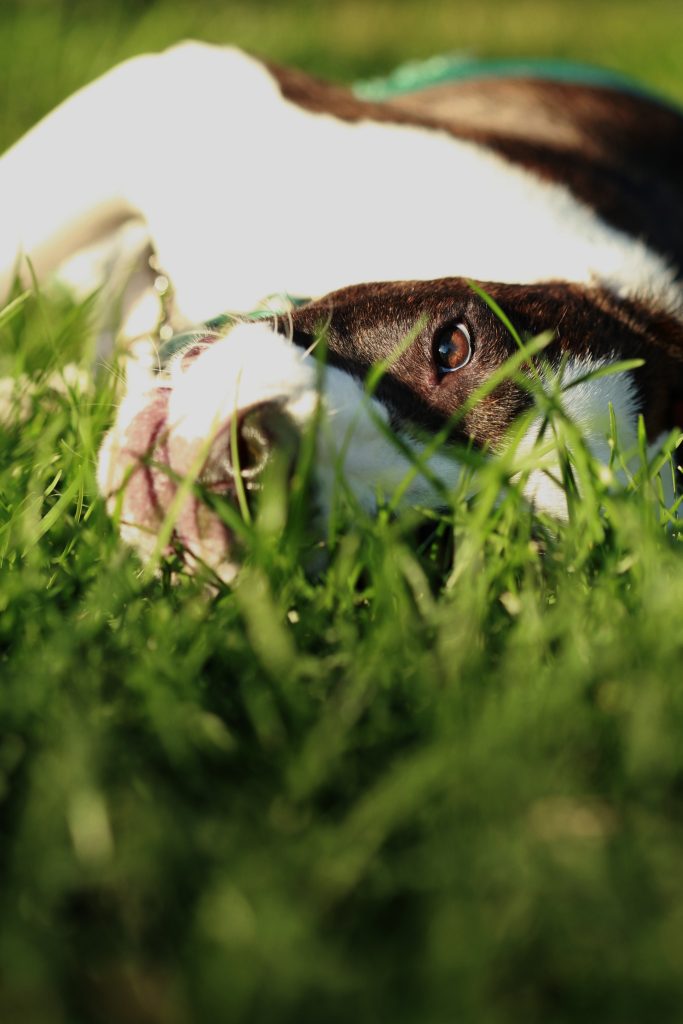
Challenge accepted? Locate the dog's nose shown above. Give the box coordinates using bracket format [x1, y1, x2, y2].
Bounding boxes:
[234, 402, 299, 486]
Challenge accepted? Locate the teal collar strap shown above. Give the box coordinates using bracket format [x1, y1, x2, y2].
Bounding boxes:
[354, 54, 665, 104]
[156, 294, 312, 372]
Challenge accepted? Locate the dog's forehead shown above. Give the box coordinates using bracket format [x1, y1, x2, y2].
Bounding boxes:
[284, 277, 667, 356]
[294, 278, 480, 326]
[281, 279, 499, 364]
[283, 277, 627, 350]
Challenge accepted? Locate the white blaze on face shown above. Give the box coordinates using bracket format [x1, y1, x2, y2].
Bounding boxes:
[163, 326, 318, 460]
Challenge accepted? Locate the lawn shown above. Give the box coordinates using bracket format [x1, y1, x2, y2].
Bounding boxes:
[3, 2, 683, 1022]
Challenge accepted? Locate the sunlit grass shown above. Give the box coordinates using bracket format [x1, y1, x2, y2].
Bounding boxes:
[2, 0, 683, 150]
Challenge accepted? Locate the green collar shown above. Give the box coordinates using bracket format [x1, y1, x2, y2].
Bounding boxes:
[156, 294, 312, 371]
[354, 54, 666, 104]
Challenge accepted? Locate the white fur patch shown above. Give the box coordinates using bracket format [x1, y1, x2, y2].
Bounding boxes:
[520, 356, 639, 515]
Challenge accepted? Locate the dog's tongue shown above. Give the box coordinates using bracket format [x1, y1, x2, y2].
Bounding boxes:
[114, 387, 175, 546]
[174, 492, 235, 579]
[167, 428, 238, 580]
[104, 384, 235, 579]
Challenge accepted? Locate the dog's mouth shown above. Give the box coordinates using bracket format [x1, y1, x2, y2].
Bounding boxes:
[97, 324, 309, 583]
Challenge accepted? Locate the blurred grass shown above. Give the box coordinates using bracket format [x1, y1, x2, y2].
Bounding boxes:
[1, 0, 683, 149]
[4, 285, 683, 1024]
[4, 2, 683, 1023]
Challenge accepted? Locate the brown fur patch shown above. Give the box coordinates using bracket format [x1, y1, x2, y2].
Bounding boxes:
[276, 279, 683, 444]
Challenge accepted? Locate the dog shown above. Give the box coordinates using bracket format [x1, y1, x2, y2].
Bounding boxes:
[2, 42, 683, 580]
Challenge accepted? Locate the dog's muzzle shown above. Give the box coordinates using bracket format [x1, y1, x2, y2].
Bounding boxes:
[97, 322, 319, 582]
[97, 313, 453, 583]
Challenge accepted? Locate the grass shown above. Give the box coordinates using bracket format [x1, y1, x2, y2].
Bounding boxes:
[4, 2, 683, 1022]
[3, 0, 683, 149]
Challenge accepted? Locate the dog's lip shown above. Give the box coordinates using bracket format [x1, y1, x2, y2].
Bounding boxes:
[101, 319, 319, 580]
[110, 383, 240, 578]
[114, 327, 291, 577]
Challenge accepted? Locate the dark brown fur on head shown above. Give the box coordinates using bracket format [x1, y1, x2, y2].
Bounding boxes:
[276, 278, 683, 446]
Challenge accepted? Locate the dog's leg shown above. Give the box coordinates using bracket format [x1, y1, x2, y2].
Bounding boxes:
[0, 42, 278, 381]
[0, 42, 321, 324]
[0, 46, 267, 295]
[0, 52, 169, 299]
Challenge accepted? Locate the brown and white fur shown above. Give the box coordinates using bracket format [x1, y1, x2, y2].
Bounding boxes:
[2, 42, 683, 580]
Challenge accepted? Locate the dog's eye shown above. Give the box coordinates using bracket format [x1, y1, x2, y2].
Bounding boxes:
[433, 323, 472, 375]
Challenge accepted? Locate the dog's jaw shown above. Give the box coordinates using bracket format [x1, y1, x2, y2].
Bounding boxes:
[97, 323, 462, 580]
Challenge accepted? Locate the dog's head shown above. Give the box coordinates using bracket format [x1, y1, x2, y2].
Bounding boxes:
[98, 278, 683, 581]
